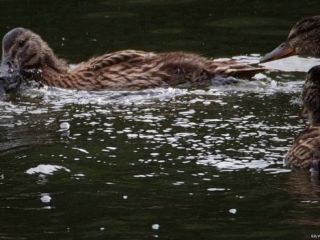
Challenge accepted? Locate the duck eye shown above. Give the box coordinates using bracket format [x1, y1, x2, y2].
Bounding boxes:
[18, 39, 26, 47]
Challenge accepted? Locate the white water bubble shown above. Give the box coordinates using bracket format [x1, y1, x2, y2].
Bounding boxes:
[229, 208, 237, 214]
[207, 188, 226, 192]
[72, 147, 89, 154]
[40, 193, 52, 203]
[59, 122, 70, 130]
[152, 224, 160, 230]
[26, 164, 70, 175]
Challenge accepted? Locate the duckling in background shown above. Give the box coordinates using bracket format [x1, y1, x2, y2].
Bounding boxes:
[285, 66, 320, 171]
[0, 27, 263, 93]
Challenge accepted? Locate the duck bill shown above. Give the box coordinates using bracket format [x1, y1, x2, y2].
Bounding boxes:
[260, 42, 296, 63]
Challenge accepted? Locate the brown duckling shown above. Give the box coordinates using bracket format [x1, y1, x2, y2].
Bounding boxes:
[0, 27, 263, 92]
[260, 16, 320, 63]
[285, 66, 320, 171]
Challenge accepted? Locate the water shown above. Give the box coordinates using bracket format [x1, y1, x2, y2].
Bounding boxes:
[1, 0, 320, 239]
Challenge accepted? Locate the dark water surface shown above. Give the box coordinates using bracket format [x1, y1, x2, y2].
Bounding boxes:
[1, 0, 320, 239]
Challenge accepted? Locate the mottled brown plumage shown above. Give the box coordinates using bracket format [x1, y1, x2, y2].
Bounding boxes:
[1, 27, 263, 91]
[285, 66, 320, 170]
[285, 127, 320, 170]
[284, 66, 320, 170]
[261, 16, 320, 63]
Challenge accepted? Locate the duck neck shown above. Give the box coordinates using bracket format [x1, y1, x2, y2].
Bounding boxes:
[44, 52, 68, 73]
[38, 51, 69, 87]
[309, 111, 320, 127]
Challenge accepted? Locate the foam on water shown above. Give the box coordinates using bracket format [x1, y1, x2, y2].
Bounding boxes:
[25, 164, 71, 175]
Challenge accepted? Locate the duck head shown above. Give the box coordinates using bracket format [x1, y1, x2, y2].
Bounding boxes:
[1, 27, 56, 72]
[0, 27, 65, 95]
[302, 65, 320, 125]
[306, 65, 320, 84]
[260, 16, 320, 63]
[0, 27, 44, 94]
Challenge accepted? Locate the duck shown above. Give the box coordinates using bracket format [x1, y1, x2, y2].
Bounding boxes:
[260, 16, 320, 63]
[0, 27, 263, 92]
[285, 66, 320, 171]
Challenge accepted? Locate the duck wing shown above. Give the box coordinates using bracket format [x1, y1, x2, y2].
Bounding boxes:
[67, 50, 265, 90]
[68, 50, 169, 90]
[155, 52, 264, 86]
[285, 127, 320, 169]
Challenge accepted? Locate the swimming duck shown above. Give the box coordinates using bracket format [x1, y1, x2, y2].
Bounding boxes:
[260, 16, 320, 63]
[0, 27, 263, 92]
[285, 66, 320, 170]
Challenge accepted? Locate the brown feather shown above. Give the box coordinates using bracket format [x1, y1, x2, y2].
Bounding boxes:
[286, 66, 320, 170]
[285, 127, 320, 170]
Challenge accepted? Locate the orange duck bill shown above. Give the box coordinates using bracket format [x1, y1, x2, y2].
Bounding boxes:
[260, 42, 296, 63]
